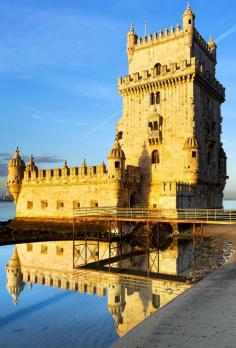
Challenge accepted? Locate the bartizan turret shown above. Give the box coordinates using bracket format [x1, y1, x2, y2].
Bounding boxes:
[107, 283, 125, 329]
[5, 247, 25, 305]
[7, 147, 25, 202]
[182, 3, 195, 32]
[208, 35, 217, 60]
[183, 135, 200, 183]
[127, 24, 137, 63]
[108, 137, 126, 178]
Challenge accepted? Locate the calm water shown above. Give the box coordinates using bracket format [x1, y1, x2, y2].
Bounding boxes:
[0, 202, 16, 221]
[0, 201, 235, 347]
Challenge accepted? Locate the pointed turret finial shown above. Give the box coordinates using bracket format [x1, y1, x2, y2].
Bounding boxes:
[82, 158, 87, 166]
[64, 160, 68, 168]
[13, 147, 20, 159]
[130, 24, 135, 32]
[183, 2, 195, 17]
[208, 35, 217, 49]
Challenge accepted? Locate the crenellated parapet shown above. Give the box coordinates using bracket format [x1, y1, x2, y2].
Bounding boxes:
[118, 57, 197, 95]
[118, 57, 225, 100]
[133, 23, 184, 51]
[23, 161, 109, 185]
[127, 4, 215, 63]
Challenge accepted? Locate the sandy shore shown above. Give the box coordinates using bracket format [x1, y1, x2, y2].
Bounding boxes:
[112, 224, 236, 348]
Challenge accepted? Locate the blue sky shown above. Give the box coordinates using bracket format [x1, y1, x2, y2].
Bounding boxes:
[0, 0, 235, 192]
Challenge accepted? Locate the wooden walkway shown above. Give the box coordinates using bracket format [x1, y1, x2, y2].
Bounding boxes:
[73, 207, 236, 225]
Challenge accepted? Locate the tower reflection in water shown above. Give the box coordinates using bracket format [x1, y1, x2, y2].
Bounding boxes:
[5, 237, 223, 336]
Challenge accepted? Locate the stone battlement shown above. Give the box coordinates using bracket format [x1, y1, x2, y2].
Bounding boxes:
[131, 26, 214, 58]
[118, 57, 224, 98]
[22, 163, 140, 185]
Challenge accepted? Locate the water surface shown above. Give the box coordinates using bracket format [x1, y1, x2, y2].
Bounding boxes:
[0, 201, 235, 347]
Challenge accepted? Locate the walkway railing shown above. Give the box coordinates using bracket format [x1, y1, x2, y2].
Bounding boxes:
[73, 207, 236, 223]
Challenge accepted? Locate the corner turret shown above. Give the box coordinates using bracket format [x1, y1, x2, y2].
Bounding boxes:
[182, 3, 195, 33]
[127, 24, 137, 62]
[108, 137, 126, 178]
[183, 135, 200, 183]
[5, 247, 25, 305]
[107, 283, 124, 328]
[208, 35, 217, 59]
[7, 147, 25, 203]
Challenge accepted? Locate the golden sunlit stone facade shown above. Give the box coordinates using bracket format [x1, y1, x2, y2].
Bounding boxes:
[7, 5, 227, 220]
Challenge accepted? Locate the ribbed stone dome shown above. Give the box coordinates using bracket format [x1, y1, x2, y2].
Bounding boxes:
[8, 147, 25, 168]
[108, 138, 126, 160]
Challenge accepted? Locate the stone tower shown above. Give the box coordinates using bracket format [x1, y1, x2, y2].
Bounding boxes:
[7, 147, 25, 202]
[5, 248, 24, 305]
[117, 4, 227, 209]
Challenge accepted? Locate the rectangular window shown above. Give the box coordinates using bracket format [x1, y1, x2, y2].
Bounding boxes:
[57, 201, 64, 209]
[73, 201, 80, 209]
[27, 243, 33, 252]
[27, 201, 33, 209]
[56, 246, 64, 256]
[118, 131, 123, 140]
[41, 200, 48, 209]
[192, 151, 197, 158]
[90, 200, 98, 208]
[41, 245, 48, 254]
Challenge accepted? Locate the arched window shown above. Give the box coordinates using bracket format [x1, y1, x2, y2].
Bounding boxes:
[152, 150, 160, 164]
[115, 161, 120, 169]
[154, 63, 161, 75]
[150, 93, 155, 105]
[156, 92, 160, 104]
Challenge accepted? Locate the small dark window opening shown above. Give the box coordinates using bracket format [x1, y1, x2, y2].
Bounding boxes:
[148, 122, 153, 131]
[115, 295, 120, 303]
[156, 92, 160, 104]
[152, 150, 160, 164]
[58, 169, 62, 177]
[153, 121, 158, 130]
[189, 19, 192, 24]
[43, 170, 46, 178]
[150, 93, 155, 105]
[115, 161, 120, 169]
[154, 63, 161, 75]
[192, 151, 197, 158]
[118, 131, 123, 140]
